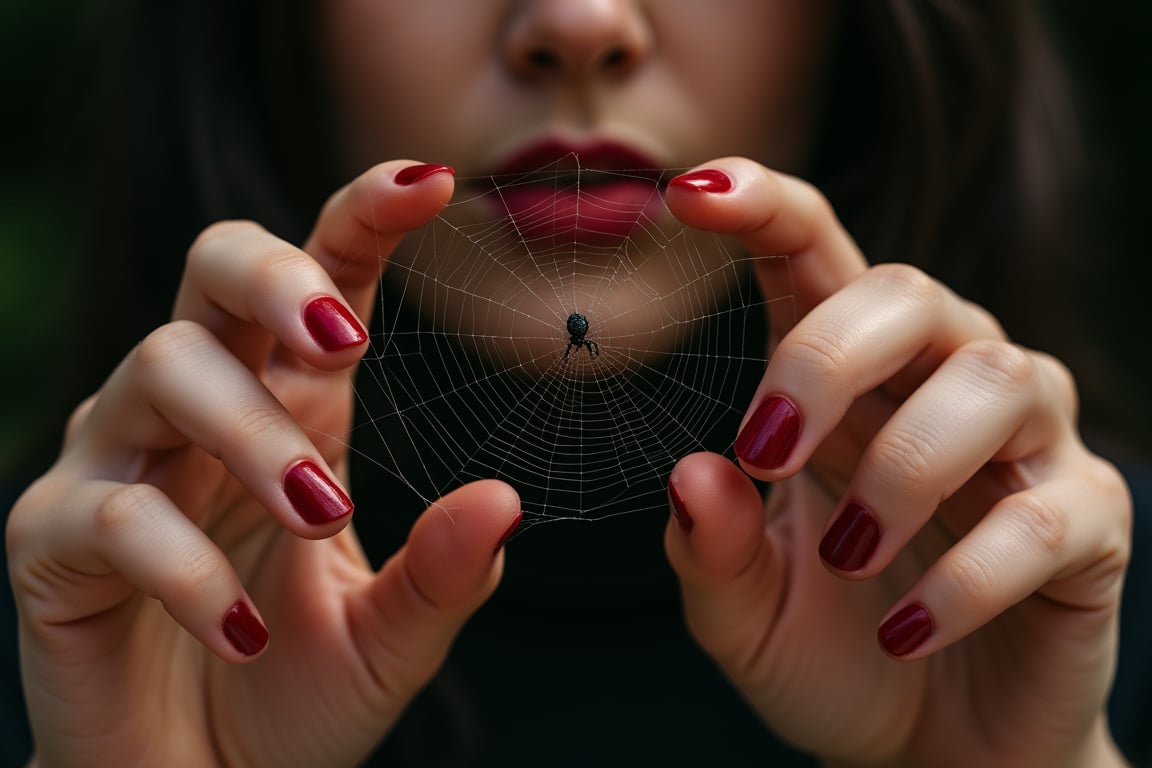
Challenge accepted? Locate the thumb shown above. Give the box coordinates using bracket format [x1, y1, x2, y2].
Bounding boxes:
[664, 453, 787, 673]
[348, 479, 521, 704]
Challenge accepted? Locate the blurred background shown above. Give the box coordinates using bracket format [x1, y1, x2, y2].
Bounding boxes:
[1, 1, 1150, 476]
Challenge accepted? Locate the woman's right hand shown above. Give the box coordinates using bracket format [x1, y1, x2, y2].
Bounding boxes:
[6, 161, 522, 767]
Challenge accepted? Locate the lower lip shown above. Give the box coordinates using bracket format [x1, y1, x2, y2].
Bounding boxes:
[493, 180, 664, 243]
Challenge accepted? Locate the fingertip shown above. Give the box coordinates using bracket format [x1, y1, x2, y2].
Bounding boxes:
[406, 479, 521, 609]
[394, 162, 456, 187]
[376, 160, 456, 217]
[665, 453, 765, 584]
[734, 394, 803, 476]
[877, 602, 935, 660]
[282, 459, 355, 536]
[302, 295, 369, 354]
[663, 157, 768, 232]
[221, 599, 270, 660]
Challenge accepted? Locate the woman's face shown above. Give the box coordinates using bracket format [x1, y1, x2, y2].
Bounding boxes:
[322, 0, 836, 369]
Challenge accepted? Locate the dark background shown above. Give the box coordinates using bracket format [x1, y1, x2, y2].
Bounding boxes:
[1, 1, 1149, 466]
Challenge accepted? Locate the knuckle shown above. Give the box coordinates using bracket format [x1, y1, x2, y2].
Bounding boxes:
[134, 320, 213, 374]
[93, 484, 161, 537]
[163, 544, 225, 606]
[232, 400, 292, 444]
[189, 219, 262, 255]
[866, 424, 941, 491]
[1034, 350, 1080, 418]
[63, 394, 99, 444]
[6, 477, 58, 557]
[957, 339, 1036, 394]
[791, 177, 836, 224]
[1086, 457, 1133, 543]
[252, 246, 312, 288]
[781, 325, 852, 382]
[1009, 491, 1068, 557]
[869, 263, 941, 306]
[946, 550, 999, 602]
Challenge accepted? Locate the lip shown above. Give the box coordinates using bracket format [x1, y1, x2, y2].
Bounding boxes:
[485, 138, 667, 243]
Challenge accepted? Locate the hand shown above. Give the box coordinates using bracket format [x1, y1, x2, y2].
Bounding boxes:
[662, 158, 1132, 766]
[7, 162, 522, 767]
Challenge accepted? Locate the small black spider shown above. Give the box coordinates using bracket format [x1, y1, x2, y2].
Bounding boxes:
[563, 312, 600, 362]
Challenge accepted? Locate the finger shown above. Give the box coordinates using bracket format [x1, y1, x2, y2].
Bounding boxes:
[347, 479, 521, 701]
[174, 221, 371, 373]
[663, 453, 785, 672]
[9, 479, 269, 663]
[81, 321, 354, 538]
[731, 264, 1004, 478]
[875, 457, 1131, 659]
[304, 161, 455, 318]
[172, 162, 454, 371]
[665, 157, 868, 341]
[818, 340, 1071, 576]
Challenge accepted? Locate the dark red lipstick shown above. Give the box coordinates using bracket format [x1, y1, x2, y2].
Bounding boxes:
[487, 139, 666, 243]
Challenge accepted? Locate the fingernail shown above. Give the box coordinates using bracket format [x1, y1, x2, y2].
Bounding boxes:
[395, 163, 455, 186]
[494, 510, 523, 554]
[303, 296, 368, 352]
[284, 460, 354, 525]
[878, 604, 933, 657]
[667, 480, 694, 534]
[223, 601, 269, 656]
[734, 396, 801, 470]
[667, 169, 733, 194]
[819, 503, 880, 572]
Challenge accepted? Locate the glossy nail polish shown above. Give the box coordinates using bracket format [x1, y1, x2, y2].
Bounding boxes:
[494, 510, 524, 554]
[222, 601, 269, 656]
[667, 481, 694, 534]
[667, 169, 733, 194]
[303, 296, 368, 352]
[734, 396, 801, 470]
[394, 163, 455, 186]
[878, 604, 933, 657]
[819, 503, 880, 572]
[284, 460, 354, 525]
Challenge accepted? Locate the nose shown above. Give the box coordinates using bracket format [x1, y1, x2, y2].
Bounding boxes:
[503, 0, 651, 81]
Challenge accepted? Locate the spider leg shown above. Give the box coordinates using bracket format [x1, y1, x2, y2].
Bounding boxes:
[563, 342, 573, 362]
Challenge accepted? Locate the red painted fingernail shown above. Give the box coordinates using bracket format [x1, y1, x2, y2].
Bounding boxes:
[223, 601, 269, 656]
[303, 296, 368, 352]
[734, 396, 801, 470]
[284, 460, 354, 525]
[819, 503, 880, 572]
[667, 480, 694, 534]
[878, 604, 933, 657]
[394, 163, 455, 186]
[668, 169, 733, 194]
[494, 510, 523, 554]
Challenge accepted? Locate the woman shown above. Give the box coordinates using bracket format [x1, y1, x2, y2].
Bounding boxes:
[4, 1, 1147, 765]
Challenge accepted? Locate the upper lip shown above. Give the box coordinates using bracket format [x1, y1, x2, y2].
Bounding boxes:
[490, 138, 663, 182]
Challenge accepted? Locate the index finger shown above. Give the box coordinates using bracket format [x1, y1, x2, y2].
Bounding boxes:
[304, 161, 456, 320]
[664, 157, 867, 341]
[171, 162, 455, 372]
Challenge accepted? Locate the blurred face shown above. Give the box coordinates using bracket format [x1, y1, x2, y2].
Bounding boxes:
[322, 0, 836, 368]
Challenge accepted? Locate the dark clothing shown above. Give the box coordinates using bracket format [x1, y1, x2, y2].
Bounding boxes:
[3, 466, 1150, 767]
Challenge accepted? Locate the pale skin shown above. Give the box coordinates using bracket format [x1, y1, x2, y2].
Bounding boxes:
[5, 2, 1135, 766]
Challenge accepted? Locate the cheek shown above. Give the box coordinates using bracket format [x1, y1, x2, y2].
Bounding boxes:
[658, 1, 835, 169]
[322, 2, 498, 168]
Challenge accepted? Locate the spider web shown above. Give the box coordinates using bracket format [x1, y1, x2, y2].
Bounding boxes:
[347, 161, 794, 534]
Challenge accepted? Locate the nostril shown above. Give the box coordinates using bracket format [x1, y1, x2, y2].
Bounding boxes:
[600, 47, 630, 70]
[525, 47, 561, 70]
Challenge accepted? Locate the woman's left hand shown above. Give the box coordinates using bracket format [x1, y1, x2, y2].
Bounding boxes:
[662, 158, 1132, 766]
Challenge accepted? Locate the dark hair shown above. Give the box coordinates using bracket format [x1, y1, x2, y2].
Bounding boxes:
[53, 0, 1136, 457]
